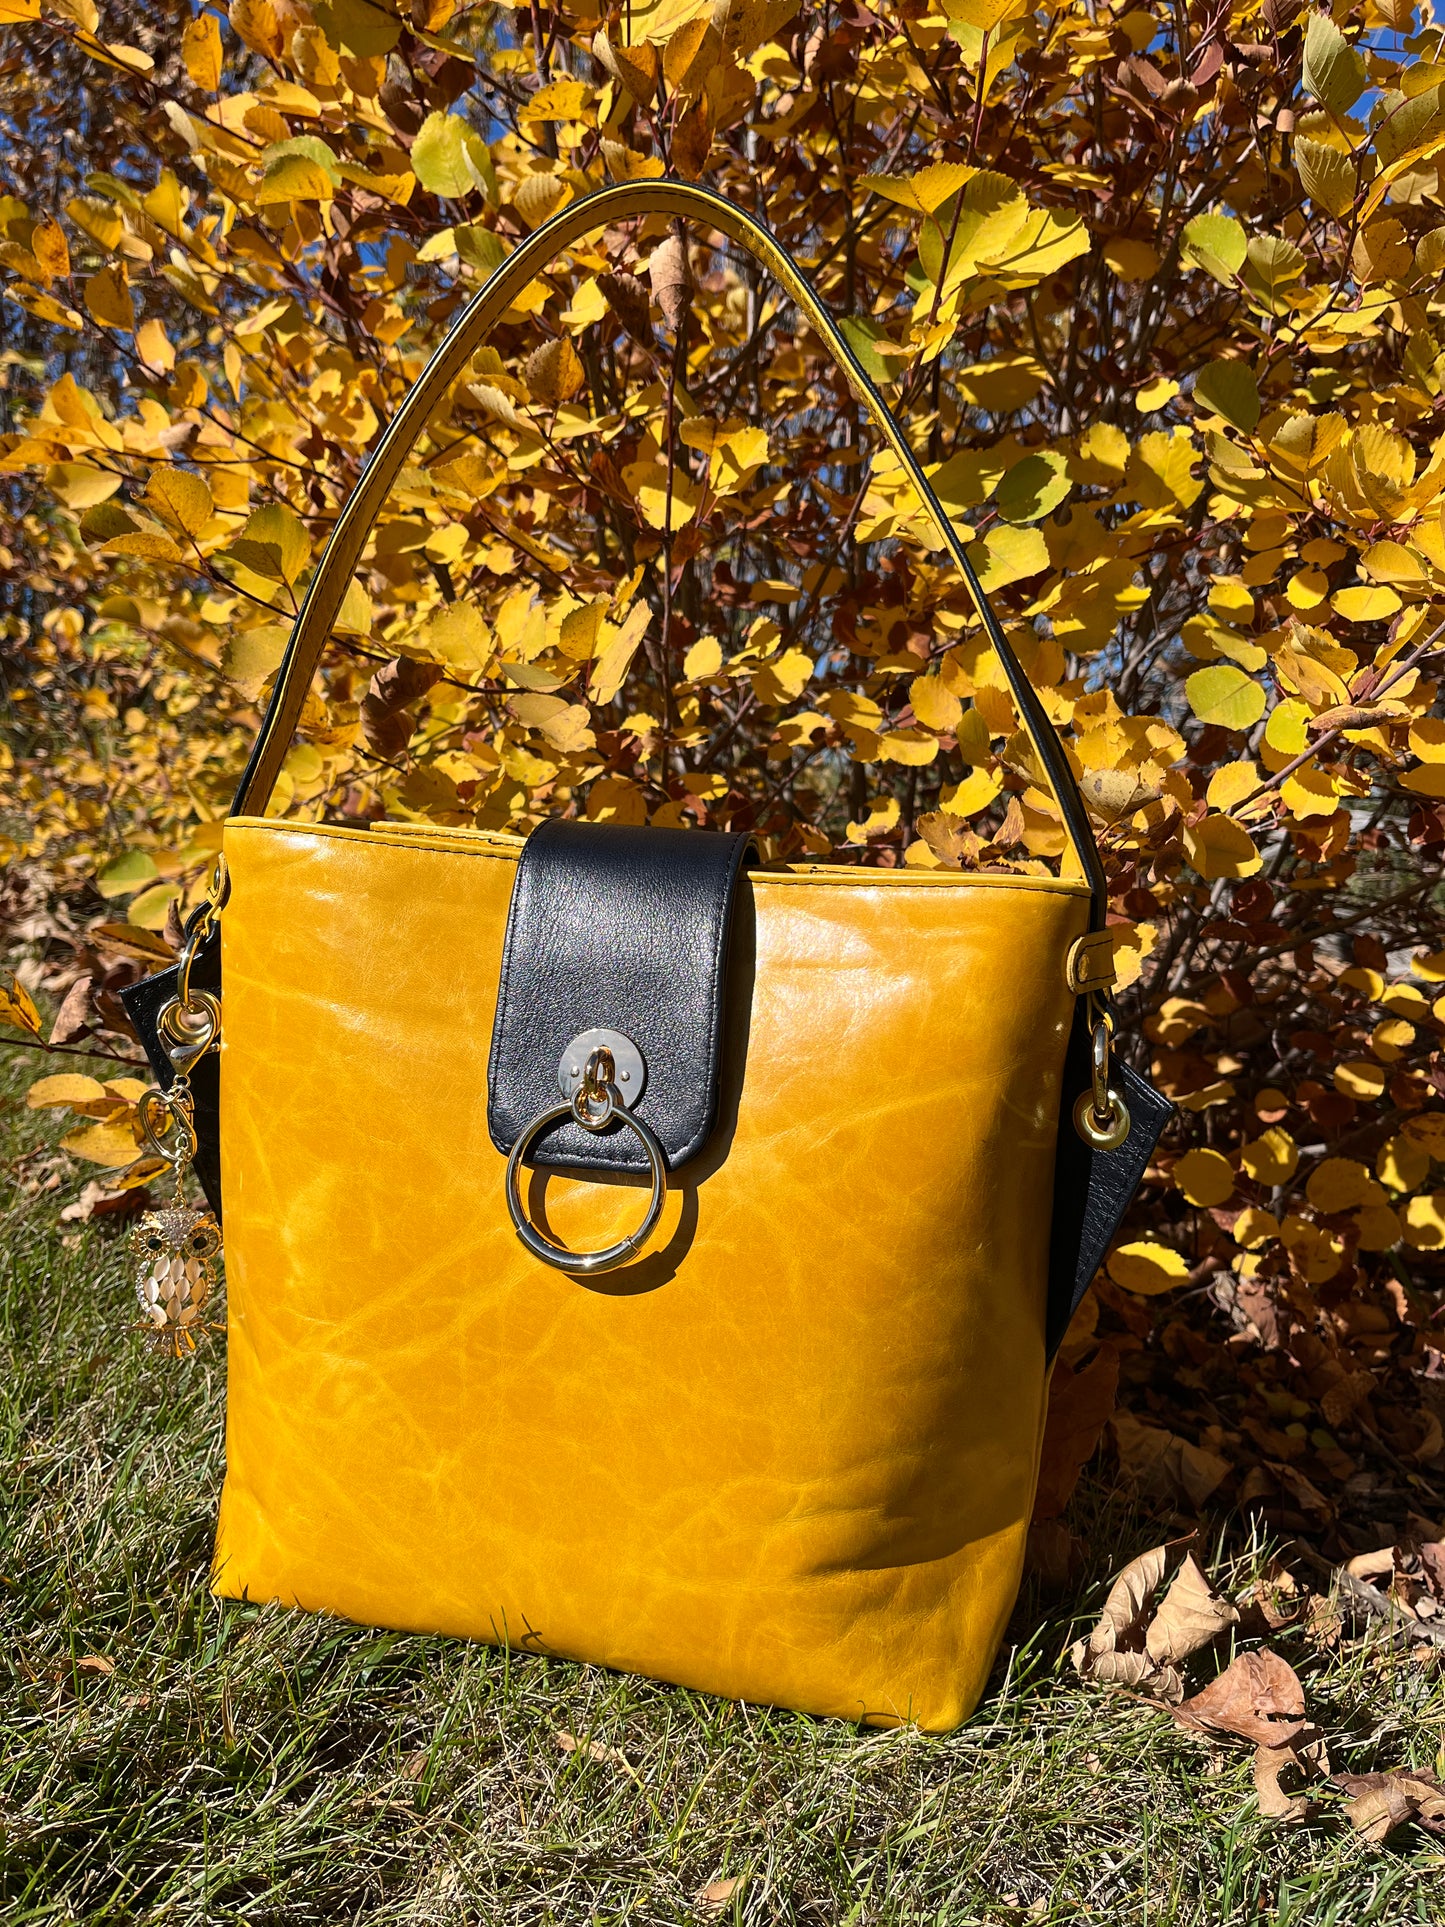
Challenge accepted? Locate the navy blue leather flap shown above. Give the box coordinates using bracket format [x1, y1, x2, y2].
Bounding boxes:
[487, 821, 757, 1173]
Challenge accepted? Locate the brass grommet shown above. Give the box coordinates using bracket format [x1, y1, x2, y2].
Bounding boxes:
[1073, 1086, 1131, 1152]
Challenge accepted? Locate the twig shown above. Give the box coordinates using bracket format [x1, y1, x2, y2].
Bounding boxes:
[0, 1032, 146, 1068]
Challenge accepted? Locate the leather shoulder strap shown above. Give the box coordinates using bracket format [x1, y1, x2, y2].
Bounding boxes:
[229, 179, 1106, 929]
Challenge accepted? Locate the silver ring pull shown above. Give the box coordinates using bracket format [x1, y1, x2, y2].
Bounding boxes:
[506, 1039, 666, 1273]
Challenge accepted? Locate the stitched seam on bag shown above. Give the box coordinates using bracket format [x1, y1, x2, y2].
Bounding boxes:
[226, 820, 1089, 895]
[486, 838, 532, 1151]
[226, 819, 520, 867]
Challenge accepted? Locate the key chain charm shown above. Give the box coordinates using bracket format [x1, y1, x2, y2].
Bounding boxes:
[130, 882, 225, 1356]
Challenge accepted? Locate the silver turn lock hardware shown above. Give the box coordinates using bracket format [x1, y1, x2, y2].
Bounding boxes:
[505, 1028, 666, 1273]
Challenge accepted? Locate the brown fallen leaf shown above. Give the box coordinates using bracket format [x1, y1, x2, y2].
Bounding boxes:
[1112, 1410, 1230, 1508]
[1308, 702, 1405, 732]
[1253, 1732, 1330, 1823]
[1333, 1550, 1445, 1648]
[649, 233, 692, 329]
[49, 974, 96, 1046]
[1303, 1594, 1344, 1650]
[1244, 1557, 1307, 1634]
[1145, 1552, 1240, 1666]
[1083, 1540, 1176, 1654]
[60, 1180, 153, 1224]
[1336, 1768, 1445, 1844]
[76, 1654, 115, 1674]
[1345, 1546, 1396, 1586]
[1171, 1650, 1308, 1747]
[697, 1874, 743, 1913]
[1254, 1746, 1308, 1822]
[556, 1730, 639, 1779]
[1070, 1536, 1194, 1696]
[597, 270, 653, 346]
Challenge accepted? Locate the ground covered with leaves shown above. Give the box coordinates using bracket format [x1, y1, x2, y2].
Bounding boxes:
[6, 1045, 1445, 1927]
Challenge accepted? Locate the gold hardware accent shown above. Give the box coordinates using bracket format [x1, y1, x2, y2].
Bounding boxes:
[175, 855, 228, 1009]
[156, 988, 222, 1075]
[506, 1046, 667, 1274]
[1065, 930, 1116, 995]
[131, 988, 224, 1354]
[1072, 1004, 1131, 1151]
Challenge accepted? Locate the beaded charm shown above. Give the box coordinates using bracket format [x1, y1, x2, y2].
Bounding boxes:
[132, 988, 222, 1355]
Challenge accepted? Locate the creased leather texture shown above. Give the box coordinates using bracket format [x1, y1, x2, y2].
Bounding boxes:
[489, 820, 756, 1172]
[119, 937, 223, 1217]
[1046, 1008, 1175, 1357]
[213, 818, 1091, 1731]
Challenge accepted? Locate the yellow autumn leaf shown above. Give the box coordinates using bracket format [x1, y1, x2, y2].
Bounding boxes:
[1186, 659, 1263, 724]
[1205, 761, 1261, 812]
[910, 674, 962, 732]
[1280, 765, 1338, 819]
[423, 603, 492, 677]
[524, 336, 584, 405]
[182, 10, 223, 88]
[144, 468, 214, 537]
[877, 726, 939, 766]
[84, 265, 133, 331]
[589, 602, 651, 704]
[0, 979, 43, 1036]
[27, 1073, 107, 1108]
[1108, 1240, 1189, 1294]
[1330, 584, 1401, 622]
[752, 647, 814, 706]
[1335, 1058, 1386, 1099]
[1233, 1207, 1280, 1249]
[1172, 1148, 1235, 1207]
[60, 1120, 141, 1167]
[683, 636, 723, 680]
[1305, 1158, 1373, 1213]
[227, 503, 310, 584]
[940, 766, 1002, 815]
[314, 0, 401, 55]
[971, 522, 1048, 590]
[1379, 1134, 1431, 1193]
[1280, 1216, 1345, 1283]
[845, 795, 901, 843]
[1239, 1128, 1298, 1186]
[620, 459, 700, 532]
[1404, 1193, 1445, 1250]
[255, 155, 334, 205]
[861, 162, 972, 214]
[47, 463, 120, 507]
[1104, 238, 1158, 282]
[32, 218, 69, 281]
[1183, 814, 1262, 880]
[103, 527, 184, 563]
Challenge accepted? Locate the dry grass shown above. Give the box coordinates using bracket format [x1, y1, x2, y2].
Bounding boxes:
[4, 1041, 1445, 1925]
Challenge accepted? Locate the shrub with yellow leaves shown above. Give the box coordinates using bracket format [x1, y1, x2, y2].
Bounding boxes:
[2, 0, 1445, 1539]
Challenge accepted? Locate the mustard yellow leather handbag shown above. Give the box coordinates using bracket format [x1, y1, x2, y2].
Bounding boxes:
[124, 181, 1170, 1732]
